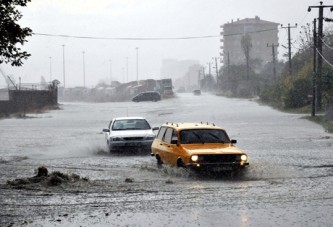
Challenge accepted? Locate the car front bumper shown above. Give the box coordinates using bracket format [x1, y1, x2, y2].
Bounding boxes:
[186, 162, 249, 171]
[108, 140, 154, 151]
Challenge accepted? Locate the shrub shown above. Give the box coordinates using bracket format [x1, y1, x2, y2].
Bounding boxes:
[284, 78, 311, 108]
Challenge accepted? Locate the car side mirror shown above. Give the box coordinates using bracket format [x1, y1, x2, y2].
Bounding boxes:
[103, 129, 110, 133]
[171, 138, 178, 144]
[152, 127, 159, 131]
[231, 139, 237, 144]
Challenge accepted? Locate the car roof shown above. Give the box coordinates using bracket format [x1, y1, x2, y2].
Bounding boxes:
[113, 117, 146, 121]
[160, 122, 225, 131]
[139, 91, 160, 94]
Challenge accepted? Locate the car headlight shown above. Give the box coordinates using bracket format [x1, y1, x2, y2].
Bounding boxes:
[240, 154, 247, 161]
[145, 136, 155, 140]
[191, 155, 199, 162]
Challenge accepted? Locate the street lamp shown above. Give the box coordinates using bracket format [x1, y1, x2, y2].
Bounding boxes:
[126, 57, 129, 83]
[109, 59, 112, 85]
[82, 51, 86, 88]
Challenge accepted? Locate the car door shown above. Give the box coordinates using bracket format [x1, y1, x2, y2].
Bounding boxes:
[104, 120, 113, 141]
[152, 126, 167, 156]
[160, 128, 179, 166]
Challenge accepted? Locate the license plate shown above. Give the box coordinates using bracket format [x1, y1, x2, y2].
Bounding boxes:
[212, 166, 232, 171]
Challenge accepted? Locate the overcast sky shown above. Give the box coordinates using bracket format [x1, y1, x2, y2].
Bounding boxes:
[1, 0, 332, 88]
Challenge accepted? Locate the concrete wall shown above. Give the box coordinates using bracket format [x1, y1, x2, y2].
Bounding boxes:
[0, 87, 58, 115]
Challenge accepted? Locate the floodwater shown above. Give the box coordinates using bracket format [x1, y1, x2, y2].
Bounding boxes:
[0, 93, 333, 226]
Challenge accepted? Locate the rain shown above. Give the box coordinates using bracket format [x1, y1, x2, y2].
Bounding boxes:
[1, 0, 333, 226]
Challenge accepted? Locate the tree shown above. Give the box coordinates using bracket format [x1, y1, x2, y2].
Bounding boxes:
[0, 0, 32, 66]
[241, 34, 252, 80]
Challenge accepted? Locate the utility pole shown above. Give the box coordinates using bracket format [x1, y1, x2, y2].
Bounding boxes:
[62, 44, 66, 88]
[308, 1, 333, 111]
[281, 23, 297, 76]
[267, 43, 279, 80]
[207, 62, 211, 76]
[312, 18, 317, 117]
[213, 57, 219, 90]
[136, 47, 139, 81]
[49, 57, 52, 82]
[198, 70, 201, 90]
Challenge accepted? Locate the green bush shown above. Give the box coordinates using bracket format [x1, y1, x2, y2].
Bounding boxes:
[284, 78, 311, 108]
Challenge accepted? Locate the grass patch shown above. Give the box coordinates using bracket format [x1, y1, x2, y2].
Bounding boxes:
[302, 115, 333, 133]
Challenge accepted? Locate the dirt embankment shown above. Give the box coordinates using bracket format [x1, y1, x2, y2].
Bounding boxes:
[6, 166, 89, 190]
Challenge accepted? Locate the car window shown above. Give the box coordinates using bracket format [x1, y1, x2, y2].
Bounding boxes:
[134, 119, 151, 129]
[157, 127, 167, 140]
[180, 129, 230, 144]
[112, 120, 125, 130]
[163, 128, 173, 143]
[112, 119, 151, 130]
[171, 130, 178, 142]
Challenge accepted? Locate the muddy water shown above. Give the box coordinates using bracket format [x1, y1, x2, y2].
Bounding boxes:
[0, 93, 333, 226]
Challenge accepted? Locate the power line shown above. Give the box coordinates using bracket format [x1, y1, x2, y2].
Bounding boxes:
[32, 28, 279, 40]
[319, 36, 333, 50]
[281, 23, 298, 76]
[32, 32, 220, 40]
[308, 1, 333, 111]
[223, 28, 278, 37]
[316, 48, 333, 68]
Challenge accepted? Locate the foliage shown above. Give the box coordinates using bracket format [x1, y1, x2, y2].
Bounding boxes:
[283, 78, 312, 108]
[0, 0, 32, 66]
[303, 115, 333, 133]
[259, 82, 284, 107]
[260, 24, 333, 111]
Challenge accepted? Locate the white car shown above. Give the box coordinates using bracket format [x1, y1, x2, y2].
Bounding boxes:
[102, 117, 158, 153]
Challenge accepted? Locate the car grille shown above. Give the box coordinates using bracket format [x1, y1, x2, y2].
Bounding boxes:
[199, 154, 240, 163]
[123, 137, 145, 141]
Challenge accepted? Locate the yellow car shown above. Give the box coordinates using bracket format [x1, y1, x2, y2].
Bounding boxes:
[151, 122, 249, 172]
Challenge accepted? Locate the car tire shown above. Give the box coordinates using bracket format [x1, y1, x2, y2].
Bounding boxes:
[176, 158, 185, 168]
[156, 155, 163, 168]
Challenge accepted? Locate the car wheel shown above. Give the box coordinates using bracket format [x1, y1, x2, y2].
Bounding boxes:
[177, 158, 185, 168]
[156, 155, 163, 168]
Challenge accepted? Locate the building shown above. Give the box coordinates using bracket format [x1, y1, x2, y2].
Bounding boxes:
[220, 16, 279, 68]
[161, 59, 202, 92]
[160, 59, 200, 81]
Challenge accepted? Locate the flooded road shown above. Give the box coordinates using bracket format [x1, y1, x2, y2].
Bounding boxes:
[1, 93, 333, 226]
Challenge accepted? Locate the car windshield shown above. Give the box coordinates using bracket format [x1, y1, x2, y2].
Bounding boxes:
[112, 119, 151, 130]
[180, 129, 230, 144]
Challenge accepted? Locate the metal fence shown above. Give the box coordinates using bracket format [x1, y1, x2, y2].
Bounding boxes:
[8, 82, 53, 91]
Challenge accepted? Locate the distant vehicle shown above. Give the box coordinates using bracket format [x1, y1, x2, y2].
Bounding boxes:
[132, 91, 161, 102]
[193, 89, 201, 95]
[151, 122, 249, 173]
[103, 117, 159, 153]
